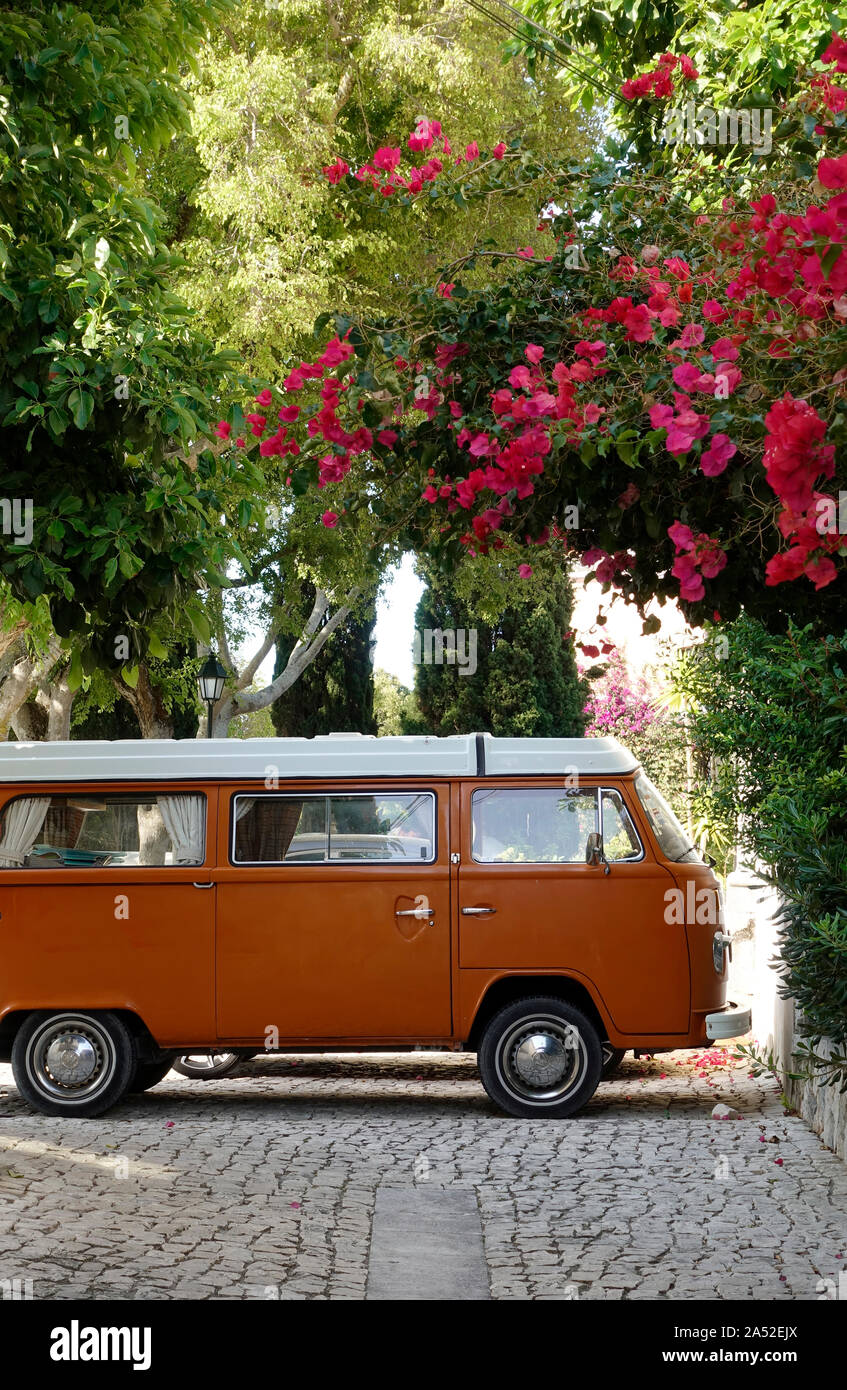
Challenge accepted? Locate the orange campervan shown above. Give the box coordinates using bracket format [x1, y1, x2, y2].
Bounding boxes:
[0, 734, 749, 1119]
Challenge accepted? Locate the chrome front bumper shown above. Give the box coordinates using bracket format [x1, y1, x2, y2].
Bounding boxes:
[705, 1004, 752, 1041]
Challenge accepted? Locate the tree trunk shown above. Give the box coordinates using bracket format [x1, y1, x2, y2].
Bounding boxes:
[113, 665, 175, 739]
[35, 672, 75, 740]
[0, 637, 62, 740]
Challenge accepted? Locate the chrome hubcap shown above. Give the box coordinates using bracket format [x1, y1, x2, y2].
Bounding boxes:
[28, 1016, 115, 1101]
[45, 1034, 98, 1086]
[497, 1016, 587, 1105]
[182, 1054, 235, 1069]
[514, 1033, 569, 1088]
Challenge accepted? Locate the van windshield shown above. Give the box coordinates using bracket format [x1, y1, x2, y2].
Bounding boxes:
[634, 772, 701, 863]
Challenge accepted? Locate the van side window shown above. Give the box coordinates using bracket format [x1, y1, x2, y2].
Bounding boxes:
[232, 793, 436, 864]
[0, 794, 206, 868]
[601, 789, 643, 861]
[471, 788, 598, 863]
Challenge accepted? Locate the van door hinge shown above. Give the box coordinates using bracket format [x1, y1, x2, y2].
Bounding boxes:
[451, 852, 460, 865]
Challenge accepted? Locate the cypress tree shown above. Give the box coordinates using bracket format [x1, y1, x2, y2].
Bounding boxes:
[413, 571, 586, 737]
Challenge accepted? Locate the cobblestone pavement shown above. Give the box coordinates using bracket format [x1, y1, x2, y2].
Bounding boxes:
[0, 1048, 845, 1301]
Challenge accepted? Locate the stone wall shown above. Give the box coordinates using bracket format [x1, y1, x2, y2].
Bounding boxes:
[725, 863, 847, 1162]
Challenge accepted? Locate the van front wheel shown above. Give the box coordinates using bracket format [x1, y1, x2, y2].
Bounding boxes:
[478, 997, 602, 1119]
[12, 1011, 135, 1117]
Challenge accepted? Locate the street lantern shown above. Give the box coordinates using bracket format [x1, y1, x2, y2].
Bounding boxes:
[197, 652, 227, 739]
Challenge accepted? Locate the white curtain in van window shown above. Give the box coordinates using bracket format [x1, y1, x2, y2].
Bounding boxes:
[0, 797, 52, 867]
[157, 795, 205, 865]
[234, 798, 255, 821]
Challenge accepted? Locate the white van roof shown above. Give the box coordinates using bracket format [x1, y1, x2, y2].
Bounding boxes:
[0, 733, 639, 782]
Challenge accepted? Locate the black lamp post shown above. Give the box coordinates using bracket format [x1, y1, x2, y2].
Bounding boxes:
[197, 652, 227, 739]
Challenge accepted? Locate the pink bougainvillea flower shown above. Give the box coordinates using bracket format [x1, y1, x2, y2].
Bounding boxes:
[322, 157, 349, 184]
[672, 322, 706, 349]
[672, 553, 705, 601]
[822, 29, 847, 70]
[702, 298, 729, 324]
[575, 339, 607, 363]
[518, 564, 533, 578]
[817, 154, 847, 188]
[525, 343, 544, 364]
[492, 141, 507, 158]
[377, 429, 398, 448]
[465, 141, 480, 161]
[491, 388, 514, 415]
[278, 405, 300, 423]
[373, 146, 401, 171]
[254, 388, 273, 407]
[649, 403, 675, 430]
[436, 282, 454, 298]
[700, 433, 737, 476]
[672, 362, 705, 391]
[284, 369, 305, 390]
[516, 247, 535, 258]
[668, 521, 695, 550]
[804, 554, 838, 589]
[408, 117, 441, 151]
[321, 511, 339, 528]
[663, 256, 691, 280]
[622, 303, 654, 342]
[214, 420, 231, 440]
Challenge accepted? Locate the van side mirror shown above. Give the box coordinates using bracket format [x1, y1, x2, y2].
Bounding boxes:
[585, 831, 611, 875]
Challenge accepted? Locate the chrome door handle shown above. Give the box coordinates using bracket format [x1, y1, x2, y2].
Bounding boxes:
[395, 907, 434, 918]
[462, 906, 496, 916]
[192, 882, 215, 889]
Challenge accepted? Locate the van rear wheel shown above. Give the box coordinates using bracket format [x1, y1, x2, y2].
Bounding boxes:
[478, 996, 602, 1119]
[12, 1011, 135, 1117]
[601, 1044, 626, 1076]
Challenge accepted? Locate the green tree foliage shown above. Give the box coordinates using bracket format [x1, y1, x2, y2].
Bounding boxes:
[671, 617, 847, 1050]
[516, 0, 838, 114]
[70, 654, 200, 739]
[145, 0, 588, 377]
[413, 566, 587, 736]
[373, 667, 421, 734]
[0, 0, 261, 663]
[271, 586, 377, 735]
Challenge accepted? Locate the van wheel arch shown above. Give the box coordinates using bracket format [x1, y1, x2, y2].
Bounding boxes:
[0, 1008, 162, 1064]
[466, 976, 609, 1053]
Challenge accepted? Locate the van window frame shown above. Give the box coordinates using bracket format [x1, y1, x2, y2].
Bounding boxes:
[470, 784, 644, 865]
[229, 789, 438, 866]
[0, 789, 209, 870]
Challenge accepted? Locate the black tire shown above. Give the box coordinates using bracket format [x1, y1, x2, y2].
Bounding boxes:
[172, 1051, 255, 1079]
[11, 1010, 135, 1118]
[128, 1054, 178, 1093]
[601, 1044, 626, 1077]
[478, 996, 603, 1119]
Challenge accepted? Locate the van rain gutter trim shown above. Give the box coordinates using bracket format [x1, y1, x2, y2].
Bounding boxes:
[475, 733, 486, 778]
